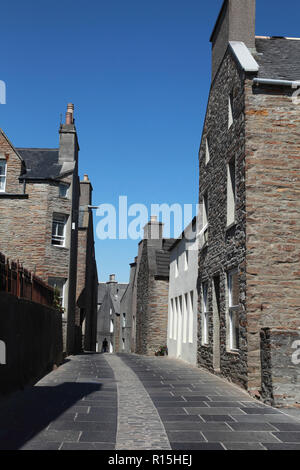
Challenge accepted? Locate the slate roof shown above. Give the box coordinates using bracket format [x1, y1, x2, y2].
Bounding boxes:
[255, 37, 300, 81]
[155, 239, 175, 278]
[16, 148, 62, 179]
[98, 283, 107, 305]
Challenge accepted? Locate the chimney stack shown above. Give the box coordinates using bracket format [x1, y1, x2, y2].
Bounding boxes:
[108, 274, 117, 283]
[210, 0, 256, 81]
[143, 215, 164, 246]
[65, 103, 74, 125]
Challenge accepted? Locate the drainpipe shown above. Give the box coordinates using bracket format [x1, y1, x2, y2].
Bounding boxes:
[253, 78, 300, 89]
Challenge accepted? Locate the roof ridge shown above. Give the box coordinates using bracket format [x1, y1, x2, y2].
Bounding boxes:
[16, 147, 59, 151]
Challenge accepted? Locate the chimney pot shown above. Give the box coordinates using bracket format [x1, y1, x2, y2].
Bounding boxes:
[109, 274, 116, 282]
[65, 103, 74, 125]
[83, 174, 89, 182]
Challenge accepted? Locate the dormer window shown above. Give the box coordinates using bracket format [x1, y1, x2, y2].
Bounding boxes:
[0, 159, 7, 192]
[59, 183, 69, 198]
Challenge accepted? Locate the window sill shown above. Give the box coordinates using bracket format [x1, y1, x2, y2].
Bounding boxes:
[226, 349, 240, 355]
[226, 221, 236, 232]
[51, 244, 69, 250]
[201, 343, 209, 348]
[0, 193, 29, 199]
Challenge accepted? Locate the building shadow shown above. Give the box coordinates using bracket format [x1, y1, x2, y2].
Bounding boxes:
[0, 381, 103, 450]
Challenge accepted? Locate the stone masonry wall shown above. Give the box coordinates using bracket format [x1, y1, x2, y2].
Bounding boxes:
[146, 278, 169, 356]
[198, 50, 248, 389]
[245, 81, 300, 396]
[260, 328, 300, 407]
[136, 241, 149, 355]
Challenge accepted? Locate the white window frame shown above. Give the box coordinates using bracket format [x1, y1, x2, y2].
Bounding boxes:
[0, 158, 7, 193]
[188, 291, 194, 344]
[202, 282, 209, 345]
[202, 193, 208, 245]
[110, 319, 114, 333]
[169, 299, 174, 339]
[227, 269, 239, 351]
[183, 293, 188, 344]
[52, 214, 67, 247]
[227, 158, 236, 227]
[205, 136, 210, 165]
[184, 249, 189, 271]
[228, 93, 234, 129]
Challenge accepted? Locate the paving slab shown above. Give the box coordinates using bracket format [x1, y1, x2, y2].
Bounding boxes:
[1, 352, 300, 451]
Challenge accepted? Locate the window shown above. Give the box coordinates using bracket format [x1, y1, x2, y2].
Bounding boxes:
[174, 298, 178, 340]
[0, 159, 7, 192]
[59, 183, 69, 198]
[169, 299, 174, 339]
[122, 338, 125, 350]
[48, 277, 66, 315]
[52, 214, 67, 246]
[122, 313, 126, 328]
[183, 293, 188, 343]
[202, 283, 209, 345]
[227, 269, 239, 351]
[110, 319, 114, 333]
[188, 291, 194, 344]
[205, 136, 210, 165]
[228, 93, 234, 129]
[227, 158, 236, 227]
[203, 193, 208, 244]
[184, 250, 189, 271]
[175, 255, 179, 278]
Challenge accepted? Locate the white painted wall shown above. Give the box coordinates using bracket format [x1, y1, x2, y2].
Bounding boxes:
[167, 222, 198, 365]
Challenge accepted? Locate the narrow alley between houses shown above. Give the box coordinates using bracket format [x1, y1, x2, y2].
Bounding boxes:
[0, 353, 300, 451]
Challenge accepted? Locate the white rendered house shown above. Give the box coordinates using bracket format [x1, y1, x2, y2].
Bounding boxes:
[167, 218, 198, 365]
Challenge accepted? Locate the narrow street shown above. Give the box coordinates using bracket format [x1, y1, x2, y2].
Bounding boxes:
[0, 353, 300, 450]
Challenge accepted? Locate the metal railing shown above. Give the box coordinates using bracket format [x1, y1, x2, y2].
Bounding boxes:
[0, 252, 54, 307]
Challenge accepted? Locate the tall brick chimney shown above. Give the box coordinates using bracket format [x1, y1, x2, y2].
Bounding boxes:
[59, 103, 79, 164]
[210, 0, 256, 81]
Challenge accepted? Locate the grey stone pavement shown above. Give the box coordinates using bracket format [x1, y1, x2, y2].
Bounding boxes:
[0, 352, 300, 450]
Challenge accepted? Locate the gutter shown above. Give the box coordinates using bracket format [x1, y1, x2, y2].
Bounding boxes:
[253, 78, 300, 89]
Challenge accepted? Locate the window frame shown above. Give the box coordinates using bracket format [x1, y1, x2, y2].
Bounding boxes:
[0, 158, 7, 193]
[227, 268, 240, 352]
[228, 92, 234, 129]
[59, 183, 70, 199]
[226, 157, 236, 227]
[52, 213, 68, 247]
[201, 282, 209, 346]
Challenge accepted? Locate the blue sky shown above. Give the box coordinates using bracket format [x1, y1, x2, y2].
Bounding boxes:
[1, 0, 300, 282]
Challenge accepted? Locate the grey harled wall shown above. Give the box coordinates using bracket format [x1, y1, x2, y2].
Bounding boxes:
[0, 292, 63, 395]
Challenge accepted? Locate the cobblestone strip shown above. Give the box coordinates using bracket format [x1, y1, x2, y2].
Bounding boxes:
[104, 354, 171, 450]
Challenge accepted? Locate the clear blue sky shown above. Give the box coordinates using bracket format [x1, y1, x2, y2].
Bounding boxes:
[1, 0, 299, 282]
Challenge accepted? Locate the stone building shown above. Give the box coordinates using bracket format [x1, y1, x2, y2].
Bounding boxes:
[135, 216, 174, 356]
[167, 218, 198, 365]
[119, 258, 137, 353]
[197, 0, 300, 406]
[97, 275, 127, 353]
[76, 175, 98, 352]
[0, 104, 98, 354]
